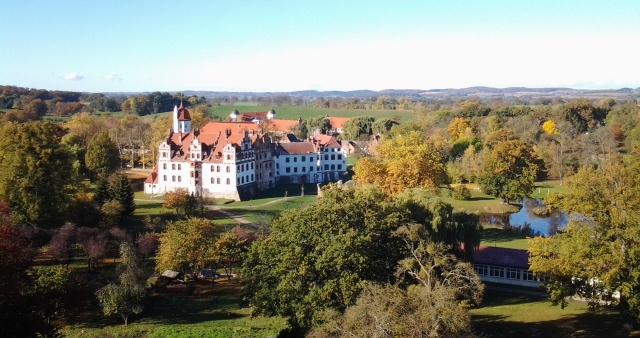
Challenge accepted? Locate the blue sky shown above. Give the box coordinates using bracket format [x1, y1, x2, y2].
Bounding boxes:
[1, 0, 639, 93]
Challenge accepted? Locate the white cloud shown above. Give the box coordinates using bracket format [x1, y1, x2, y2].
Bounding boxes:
[63, 73, 84, 81]
[104, 72, 118, 81]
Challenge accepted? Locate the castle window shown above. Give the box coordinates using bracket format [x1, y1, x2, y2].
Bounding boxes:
[302, 156, 306, 162]
[163, 163, 167, 170]
[178, 176, 182, 182]
[324, 155, 328, 160]
[251, 174, 254, 181]
[251, 163, 254, 170]
[338, 164, 342, 170]
[286, 167, 291, 173]
[286, 157, 290, 163]
[241, 177, 244, 184]
[331, 164, 335, 170]
[172, 175, 176, 182]
[338, 154, 342, 160]
[172, 164, 176, 170]
[178, 164, 181, 170]
[310, 166, 313, 172]
[211, 177, 214, 184]
[294, 167, 298, 173]
[294, 157, 297, 162]
[324, 165, 329, 170]
[162, 152, 167, 158]
[226, 178, 230, 185]
[226, 166, 230, 173]
[217, 165, 220, 172]
[211, 165, 214, 172]
[302, 167, 306, 172]
[227, 154, 231, 160]
[331, 155, 335, 160]
[197, 153, 200, 159]
[163, 175, 167, 181]
[217, 178, 220, 184]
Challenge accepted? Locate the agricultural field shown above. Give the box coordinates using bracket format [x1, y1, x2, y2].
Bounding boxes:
[212, 104, 416, 122]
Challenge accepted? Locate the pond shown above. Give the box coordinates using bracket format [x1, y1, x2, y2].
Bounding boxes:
[481, 198, 568, 236]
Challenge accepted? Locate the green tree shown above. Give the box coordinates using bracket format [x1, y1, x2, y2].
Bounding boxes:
[478, 139, 540, 204]
[162, 189, 189, 215]
[85, 130, 120, 181]
[156, 218, 219, 274]
[110, 173, 135, 218]
[341, 116, 375, 140]
[100, 200, 124, 228]
[0, 122, 72, 228]
[31, 266, 72, 324]
[242, 185, 407, 330]
[96, 284, 146, 326]
[94, 177, 110, 205]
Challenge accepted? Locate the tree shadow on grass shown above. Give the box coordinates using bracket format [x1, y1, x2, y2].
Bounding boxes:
[473, 312, 635, 338]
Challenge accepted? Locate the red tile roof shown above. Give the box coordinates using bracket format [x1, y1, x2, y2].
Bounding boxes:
[326, 116, 349, 129]
[278, 142, 316, 155]
[265, 119, 298, 133]
[313, 134, 341, 147]
[144, 166, 158, 184]
[177, 103, 191, 121]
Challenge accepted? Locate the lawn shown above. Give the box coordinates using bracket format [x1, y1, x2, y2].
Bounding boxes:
[481, 225, 531, 250]
[59, 279, 288, 338]
[471, 290, 639, 337]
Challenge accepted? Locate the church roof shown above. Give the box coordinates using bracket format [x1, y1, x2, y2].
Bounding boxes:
[177, 103, 191, 121]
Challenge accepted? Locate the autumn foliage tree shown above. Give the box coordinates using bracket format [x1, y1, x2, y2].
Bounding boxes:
[529, 150, 640, 321]
[478, 139, 541, 204]
[156, 218, 219, 274]
[354, 131, 447, 195]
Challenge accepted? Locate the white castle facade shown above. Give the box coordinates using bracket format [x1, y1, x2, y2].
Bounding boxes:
[144, 105, 347, 201]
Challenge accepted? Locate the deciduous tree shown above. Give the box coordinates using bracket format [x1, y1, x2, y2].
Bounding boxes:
[156, 218, 219, 273]
[0, 122, 73, 228]
[478, 139, 541, 204]
[85, 130, 120, 181]
[354, 131, 446, 195]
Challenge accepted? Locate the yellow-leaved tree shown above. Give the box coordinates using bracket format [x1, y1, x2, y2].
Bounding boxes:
[541, 120, 559, 134]
[447, 117, 473, 141]
[354, 131, 446, 195]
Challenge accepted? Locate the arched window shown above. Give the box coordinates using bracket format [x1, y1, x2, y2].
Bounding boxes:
[172, 164, 176, 170]
[211, 165, 214, 172]
[226, 166, 230, 173]
[211, 177, 214, 184]
[172, 175, 176, 182]
[178, 176, 182, 182]
[163, 175, 167, 181]
[178, 164, 181, 170]
[251, 174, 254, 181]
[216, 165, 220, 172]
[163, 163, 167, 169]
[216, 178, 220, 184]
[226, 178, 230, 185]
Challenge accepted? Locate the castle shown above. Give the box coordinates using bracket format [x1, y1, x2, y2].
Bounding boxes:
[144, 105, 347, 201]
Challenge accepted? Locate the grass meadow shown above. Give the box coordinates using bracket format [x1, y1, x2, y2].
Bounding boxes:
[211, 104, 416, 122]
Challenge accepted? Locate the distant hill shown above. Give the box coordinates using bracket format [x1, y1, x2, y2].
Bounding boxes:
[104, 87, 640, 99]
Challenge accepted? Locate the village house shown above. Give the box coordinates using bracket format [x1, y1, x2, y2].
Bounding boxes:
[144, 105, 347, 200]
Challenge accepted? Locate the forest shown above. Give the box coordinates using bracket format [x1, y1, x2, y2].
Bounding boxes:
[1, 84, 640, 337]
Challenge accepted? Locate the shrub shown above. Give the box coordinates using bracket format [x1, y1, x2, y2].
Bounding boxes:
[452, 185, 472, 200]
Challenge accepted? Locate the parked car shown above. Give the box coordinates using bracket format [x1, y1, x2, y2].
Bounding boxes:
[198, 269, 219, 279]
[122, 164, 133, 169]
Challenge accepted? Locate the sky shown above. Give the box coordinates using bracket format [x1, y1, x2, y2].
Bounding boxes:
[1, 0, 640, 93]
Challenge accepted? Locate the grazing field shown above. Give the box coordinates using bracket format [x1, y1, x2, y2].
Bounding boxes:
[471, 291, 639, 337]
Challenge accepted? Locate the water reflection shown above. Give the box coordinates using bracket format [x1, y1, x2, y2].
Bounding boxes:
[481, 198, 568, 236]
